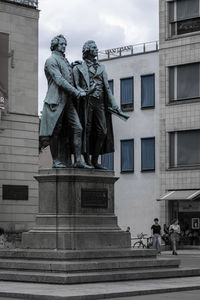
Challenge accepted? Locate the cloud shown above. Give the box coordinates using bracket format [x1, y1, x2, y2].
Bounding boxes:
[38, 0, 158, 112]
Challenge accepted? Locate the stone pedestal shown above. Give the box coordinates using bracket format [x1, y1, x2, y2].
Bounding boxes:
[22, 169, 131, 250]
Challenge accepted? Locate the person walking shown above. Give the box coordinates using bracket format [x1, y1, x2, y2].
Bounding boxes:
[151, 218, 162, 254]
[169, 219, 180, 255]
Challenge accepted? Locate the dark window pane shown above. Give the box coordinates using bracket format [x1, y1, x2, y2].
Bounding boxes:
[177, 17, 200, 35]
[120, 77, 134, 111]
[101, 152, 114, 171]
[177, 130, 200, 166]
[141, 138, 155, 171]
[121, 139, 134, 172]
[108, 80, 113, 94]
[177, 0, 199, 21]
[170, 1, 200, 36]
[141, 74, 155, 108]
[169, 2, 175, 23]
[169, 67, 175, 101]
[0, 32, 9, 110]
[171, 22, 176, 36]
[169, 132, 175, 167]
[177, 63, 199, 99]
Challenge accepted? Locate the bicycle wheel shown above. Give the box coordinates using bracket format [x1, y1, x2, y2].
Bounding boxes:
[133, 241, 146, 248]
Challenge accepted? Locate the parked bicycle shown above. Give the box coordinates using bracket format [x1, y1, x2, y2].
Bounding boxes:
[132, 232, 152, 249]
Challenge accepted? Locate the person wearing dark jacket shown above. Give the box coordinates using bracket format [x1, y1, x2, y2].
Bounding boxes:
[151, 218, 162, 254]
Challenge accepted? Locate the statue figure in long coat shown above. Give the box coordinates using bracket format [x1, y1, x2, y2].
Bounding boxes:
[40, 35, 91, 169]
[73, 40, 128, 169]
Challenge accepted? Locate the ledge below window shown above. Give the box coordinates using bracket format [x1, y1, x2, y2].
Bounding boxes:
[141, 169, 155, 172]
[167, 165, 200, 171]
[120, 170, 134, 174]
[141, 105, 155, 110]
[121, 104, 134, 112]
[167, 98, 200, 106]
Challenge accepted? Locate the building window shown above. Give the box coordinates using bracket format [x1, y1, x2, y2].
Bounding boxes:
[121, 139, 134, 172]
[0, 32, 8, 110]
[169, 0, 200, 36]
[169, 130, 200, 168]
[101, 152, 114, 171]
[169, 63, 200, 102]
[141, 137, 155, 171]
[108, 80, 114, 94]
[141, 74, 155, 108]
[120, 77, 134, 111]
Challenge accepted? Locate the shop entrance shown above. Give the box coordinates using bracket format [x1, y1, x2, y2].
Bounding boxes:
[169, 200, 200, 246]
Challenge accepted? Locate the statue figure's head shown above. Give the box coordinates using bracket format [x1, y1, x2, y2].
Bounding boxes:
[50, 35, 67, 54]
[82, 40, 98, 59]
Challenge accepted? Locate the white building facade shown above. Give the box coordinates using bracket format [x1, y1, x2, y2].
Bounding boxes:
[99, 42, 160, 237]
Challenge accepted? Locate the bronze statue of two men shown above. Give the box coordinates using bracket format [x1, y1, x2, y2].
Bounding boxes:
[40, 35, 128, 169]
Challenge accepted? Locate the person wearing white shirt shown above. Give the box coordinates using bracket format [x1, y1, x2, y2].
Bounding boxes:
[169, 219, 180, 255]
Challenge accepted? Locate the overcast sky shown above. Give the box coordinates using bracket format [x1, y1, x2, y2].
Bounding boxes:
[38, 0, 159, 113]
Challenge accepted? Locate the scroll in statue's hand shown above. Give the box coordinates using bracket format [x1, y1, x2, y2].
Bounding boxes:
[107, 106, 130, 121]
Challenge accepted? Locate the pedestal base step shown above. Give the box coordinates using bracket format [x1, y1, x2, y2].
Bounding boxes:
[0, 268, 200, 284]
[0, 248, 199, 284]
[0, 257, 180, 273]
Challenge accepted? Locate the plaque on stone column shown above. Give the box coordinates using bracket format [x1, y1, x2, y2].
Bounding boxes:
[81, 189, 108, 208]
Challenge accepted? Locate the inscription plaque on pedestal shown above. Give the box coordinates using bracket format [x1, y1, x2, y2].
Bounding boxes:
[81, 189, 108, 208]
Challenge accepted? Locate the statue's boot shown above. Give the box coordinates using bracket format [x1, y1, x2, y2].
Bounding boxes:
[92, 156, 107, 170]
[83, 153, 94, 167]
[91, 138, 107, 170]
[50, 136, 66, 168]
[52, 159, 67, 168]
[73, 134, 93, 169]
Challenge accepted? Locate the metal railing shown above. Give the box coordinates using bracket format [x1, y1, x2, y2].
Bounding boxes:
[98, 41, 159, 60]
[1, 0, 38, 8]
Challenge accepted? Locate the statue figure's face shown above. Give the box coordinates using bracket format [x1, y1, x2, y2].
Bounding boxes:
[56, 38, 67, 54]
[88, 42, 98, 58]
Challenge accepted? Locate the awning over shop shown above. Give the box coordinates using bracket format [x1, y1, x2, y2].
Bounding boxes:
[158, 190, 200, 201]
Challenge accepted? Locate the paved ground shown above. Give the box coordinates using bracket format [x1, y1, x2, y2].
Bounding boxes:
[163, 250, 200, 268]
[105, 250, 200, 300]
[0, 250, 199, 300]
[107, 290, 200, 300]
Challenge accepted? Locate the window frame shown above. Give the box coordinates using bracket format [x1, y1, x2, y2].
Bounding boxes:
[141, 73, 155, 109]
[120, 76, 134, 112]
[168, 63, 200, 103]
[169, 0, 200, 37]
[169, 130, 200, 169]
[141, 137, 155, 172]
[120, 139, 134, 173]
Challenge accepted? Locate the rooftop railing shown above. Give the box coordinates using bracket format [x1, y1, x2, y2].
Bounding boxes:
[1, 0, 38, 8]
[98, 41, 159, 60]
